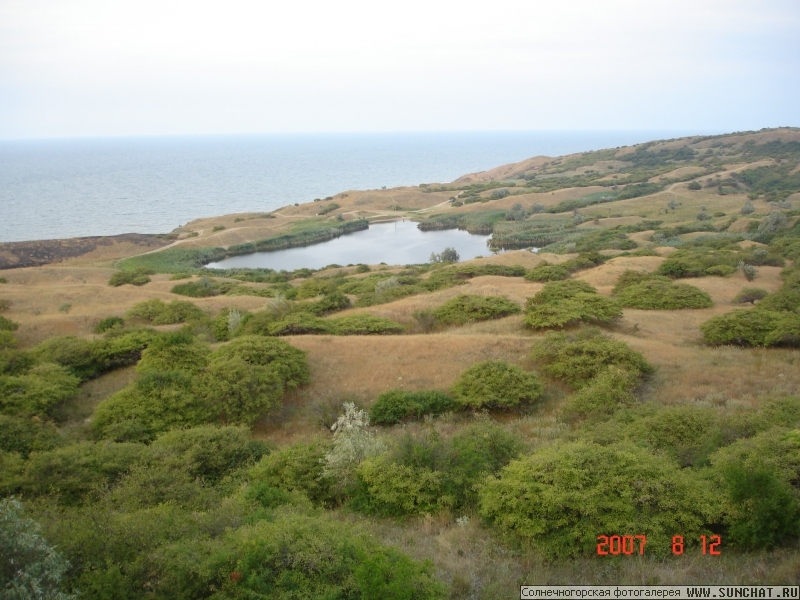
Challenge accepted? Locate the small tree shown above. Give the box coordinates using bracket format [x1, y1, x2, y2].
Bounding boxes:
[738, 261, 758, 282]
[0, 498, 75, 599]
[740, 201, 755, 215]
[323, 403, 385, 494]
[430, 247, 460, 263]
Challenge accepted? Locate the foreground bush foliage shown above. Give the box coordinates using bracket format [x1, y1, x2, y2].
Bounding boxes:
[451, 361, 543, 409]
[369, 390, 455, 425]
[108, 268, 152, 287]
[126, 299, 206, 325]
[355, 419, 522, 516]
[613, 270, 713, 309]
[701, 309, 800, 347]
[479, 441, 716, 558]
[531, 328, 654, 387]
[432, 294, 520, 325]
[524, 280, 622, 329]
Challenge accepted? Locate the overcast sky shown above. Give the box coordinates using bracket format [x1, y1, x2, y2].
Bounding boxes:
[1, 0, 798, 139]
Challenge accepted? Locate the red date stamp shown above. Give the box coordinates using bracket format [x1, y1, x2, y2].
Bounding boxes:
[596, 535, 722, 556]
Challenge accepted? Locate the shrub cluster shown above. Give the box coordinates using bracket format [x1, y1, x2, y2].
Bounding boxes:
[451, 361, 543, 410]
[525, 252, 606, 283]
[369, 390, 455, 425]
[354, 420, 522, 515]
[108, 268, 152, 287]
[126, 299, 206, 324]
[92, 335, 310, 441]
[523, 280, 622, 329]
[432, 294, 520, 326]
[701, 266, 800, 347]
[613, 270, 713, 309]
[531, 328, 654, 388]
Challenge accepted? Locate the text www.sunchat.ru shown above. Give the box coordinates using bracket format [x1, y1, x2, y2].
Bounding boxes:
[520, 585, 800, 599]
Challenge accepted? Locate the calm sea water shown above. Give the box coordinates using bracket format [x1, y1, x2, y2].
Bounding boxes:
[0, 131, 701, 243]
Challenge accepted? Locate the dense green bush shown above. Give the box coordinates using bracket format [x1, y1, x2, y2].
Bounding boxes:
[329, 314, 405, 335]
[153, 509, 446, 599]
[0, 348, 34, 376]
[92, 370, 214, 442]
[108, 268, 152, 287]
[12, 441, 146, 504]
[355, 420, 522, 515]
[308, 290, 352, 315]
[432, 294, 520, 325]
[561, 367, 638, 422]
[30, 336, 97, 380]
[524, 262, 571, 282]
[0, 498, 75, 600]
[268, 312, 333, 335]
[149, 425, 270, 484]
[531, 328, 654, 387]
[733, 288, 770, 304]
[170, 279, 230, 297]
[700, 309, 797, 346]
[0, 363, 80, 418]
[135, 335, 210, 375]
[369, 390, 455, 425]
[479, 441, 715, 558]
[126, 298, 206, 325]
[212, 336, 310, 390]
[94, 316, 124, 333]
[210, 307, 247, 341]
[0, 315, 19, 332]
[758, 288, 800, 312]
[657, 249, 739, 278]
[451, 361, 543, 409]
[524, 280, 622, 329]
[249, 441, 333, 506]
[615, 279, 713, 309]
[0, 415, 60, 457]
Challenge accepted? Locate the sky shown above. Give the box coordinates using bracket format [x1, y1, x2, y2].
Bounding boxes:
[0, 0, 798, 139]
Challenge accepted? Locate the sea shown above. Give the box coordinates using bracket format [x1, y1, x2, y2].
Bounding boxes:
[0, 131, 704, 243]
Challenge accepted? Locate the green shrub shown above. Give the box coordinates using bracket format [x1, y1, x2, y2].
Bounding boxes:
[715, 457, 800, 549]
[31, 336, 98, 380]
[16, 441, 147, 504]
[108, 268, 152, 287]
[369, 390, 455, 425]
[210, 307, 247, 341]
[0, 348, 35, 376]
[170, 280, 225, 297]
[0, 415, 60, 457]
[356, 419, 522, 515]
[524, 263, 570, 282]
[479, 441, 715, 558]
[531, 328, 654, 387]
[153, 510, 446, 599]
[329, 314, 405, 335]
[561, 367, 638, 422]
[701, 309, 784, 346]
[0, 498, 75, 600]
[92, 371, 213, 442]
[615, 279, 713, 309]
[355, 264, 371, 273]
[150, 425, 269, 484]
[705, 264, 737, 276]
[451, 361, 543, 409]
[308, 291, 351, 315]
[0, 363, 80, 418]
[733, 288, 770, 304]
[432, 294, 520, 326]
[135, 337, 210, 375]
[612, 270, 671, 295]
[758, 288, 800, 312]
[0, 331, 16, 349]
[211, 335, 310, 390]
[268, 312, 333, 336]
[523, 280, 622, 329]
[249, 441, 333, 506]
[126, 299, 206, 325]
[295, 277, 339, 299]
[94, 316, 124, 333]
[0, 315, 19, 332]
[639, 405, 718, 467]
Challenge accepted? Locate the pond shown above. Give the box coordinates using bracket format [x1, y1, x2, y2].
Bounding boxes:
[206, 220, 499, 271]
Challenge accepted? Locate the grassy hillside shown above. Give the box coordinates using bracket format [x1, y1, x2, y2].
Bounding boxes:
[1, 128, 800, 597]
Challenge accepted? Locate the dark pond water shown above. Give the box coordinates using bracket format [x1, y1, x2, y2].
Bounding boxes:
[206, 220, 499, 271]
